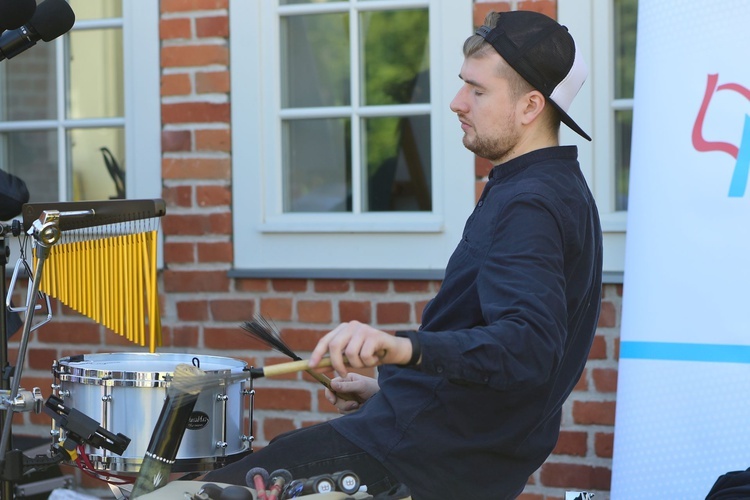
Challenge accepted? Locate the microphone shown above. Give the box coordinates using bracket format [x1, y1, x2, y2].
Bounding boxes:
[0, 0, 36, 31]
[266, 469, 292, 500]
[0, 0, 75, 61]
[245, 467, 270, 500]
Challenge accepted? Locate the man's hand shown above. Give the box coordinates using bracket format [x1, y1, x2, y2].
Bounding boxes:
[325, 372, 380, 414]
[309, 321, 413, 376]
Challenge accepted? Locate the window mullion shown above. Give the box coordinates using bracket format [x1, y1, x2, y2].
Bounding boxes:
[56, 34, 68, 201]
[350, 4, 362, 215]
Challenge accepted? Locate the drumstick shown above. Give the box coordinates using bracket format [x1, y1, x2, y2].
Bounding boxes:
[248, 357, 336, 379]
[240, 315, 363, 403]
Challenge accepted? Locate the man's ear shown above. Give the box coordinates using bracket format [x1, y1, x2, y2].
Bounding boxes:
[519, 90, 547, 126]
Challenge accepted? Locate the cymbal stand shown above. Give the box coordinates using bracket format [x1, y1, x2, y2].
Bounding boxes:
[0, 210, 74, 496]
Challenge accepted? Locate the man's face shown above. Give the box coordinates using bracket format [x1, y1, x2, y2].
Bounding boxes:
[449, 52, 523, 164]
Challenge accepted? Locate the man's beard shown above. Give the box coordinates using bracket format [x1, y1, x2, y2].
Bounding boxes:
[463, 130, 518, 164]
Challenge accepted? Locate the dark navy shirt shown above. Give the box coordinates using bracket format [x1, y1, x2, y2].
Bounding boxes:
[331, 146, 603, 499]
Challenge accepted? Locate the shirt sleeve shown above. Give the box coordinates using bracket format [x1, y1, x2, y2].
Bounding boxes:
[417, 193, 569, 391]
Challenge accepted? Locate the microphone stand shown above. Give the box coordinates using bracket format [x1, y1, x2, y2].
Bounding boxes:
[0, 222, 18, 500]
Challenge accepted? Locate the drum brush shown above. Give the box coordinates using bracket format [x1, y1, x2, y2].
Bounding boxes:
[241, 314, 363, 403]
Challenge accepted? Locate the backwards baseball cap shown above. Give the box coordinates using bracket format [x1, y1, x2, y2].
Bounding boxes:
[475, 10, 591, 141]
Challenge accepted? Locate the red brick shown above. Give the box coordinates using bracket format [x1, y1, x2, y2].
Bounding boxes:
[163, 325, 199, 348]
[552, 430, 587, 457]
[539, 463, 611, 491]
[26, 348, 58, 370]
[595, 432, 614, 458]
[160, 17, 192, 39]
[572, 368, 588, 391]
[208, 212, 233, 235]
[517, 494, 544, 500]
[263, 418, 296, 441]
[272, 279, 308, 293]
[592, 368, 618, 393]
[163, 213, 224, 236]
[339, 301, 371, 323]
[197, 241, 233, 262]
[572, 401, 616, 426]
[162, 102, 231, 124]
[298, 300, 332, 324]
[161, 73, 191, 95]
[36, 322, 100, 344]
[473, 2, 512, 28]
[210, 299, 254, 321]
[393, 280, 430, 293]
[282, 328, 328, 353]
[415, 300, 430, 324]
[353, 280, 389, 293]
[587, 335, 606, 360]
[163, 239, 197, 264]
[197, 185, 231, 206]
[196, 16, 229, 38]
[176, 300, 209, 321]
[254, 388, 311, 411]
[260, 298, 293, 321]
[161, 44, 229, 67]
[163, 185, 192, 207]
[313, 280, 350, 293]
[376, 302, 411, 324]
[162, 130, 192, 152]
[236, 279, 270, 293]
[475, 155, 493, 178]
[162, 157, 231, 180]
[161, 0, 228, 12]
[475, 180, 486, 203]
[598, 300, 616, 328]
[518, 0, 557, 19]
[163, 270, 231, 293]
[196, 70, 230, 93]
[195, 128, 231, 152]
[204, 327, 256, 350]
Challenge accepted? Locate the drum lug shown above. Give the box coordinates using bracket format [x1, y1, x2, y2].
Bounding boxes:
[216, 394, 228, 402]
[216, 441, 228, 449]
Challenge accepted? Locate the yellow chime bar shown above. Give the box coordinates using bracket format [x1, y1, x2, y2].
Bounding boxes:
[25, 200, 166, 353]
[34, 227, 162, 352]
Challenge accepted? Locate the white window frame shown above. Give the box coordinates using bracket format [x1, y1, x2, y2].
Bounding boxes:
[559, 0, 628, 278]
[230, 0, 474, 278]
[0, 0, 161, 202]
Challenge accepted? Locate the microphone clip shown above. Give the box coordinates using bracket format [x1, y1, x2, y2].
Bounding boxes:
[43, 394, 130, 456]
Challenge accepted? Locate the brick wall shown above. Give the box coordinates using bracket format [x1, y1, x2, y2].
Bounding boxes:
[8, 0, 621, 497]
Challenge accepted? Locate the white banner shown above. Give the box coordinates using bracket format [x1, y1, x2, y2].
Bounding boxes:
[611, 0, 750, 498]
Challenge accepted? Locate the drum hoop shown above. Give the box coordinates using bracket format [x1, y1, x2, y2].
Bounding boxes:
[53, 353, 247, 387]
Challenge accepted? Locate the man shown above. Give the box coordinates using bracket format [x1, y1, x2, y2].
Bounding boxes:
[205, 10, 602, 499]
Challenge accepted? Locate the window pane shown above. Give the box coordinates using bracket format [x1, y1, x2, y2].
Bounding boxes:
[364, 116, 431, 212]
[361, 9, 430, 105]
[614, 109, 632, 211]
[283, 118, 351, 212]
[0, 42, 56, 121]
[69, 128, 125, 201]
[68, 29, 124, 119]
[614, 0, 637, 99]
[68, 0, 122, 20]
[281, 13, 350, 108]
[0, 130, 58, 203]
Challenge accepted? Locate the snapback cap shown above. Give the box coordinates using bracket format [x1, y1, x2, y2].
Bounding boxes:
[475, 10, 591, 141]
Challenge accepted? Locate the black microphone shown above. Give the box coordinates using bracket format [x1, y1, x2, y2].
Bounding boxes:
[0, 0, 36, 31]
[0, 0, 74, 61]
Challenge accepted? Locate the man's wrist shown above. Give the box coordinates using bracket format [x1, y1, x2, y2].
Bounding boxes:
[395, 330, 421, 366]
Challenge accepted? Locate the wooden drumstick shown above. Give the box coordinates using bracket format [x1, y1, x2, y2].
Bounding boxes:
[249, 357, 336, 379]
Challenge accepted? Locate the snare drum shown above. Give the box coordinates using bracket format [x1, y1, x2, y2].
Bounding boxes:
[51, 352, 252, 473]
